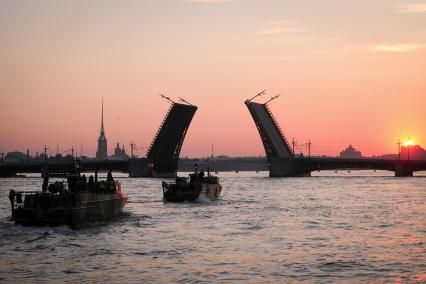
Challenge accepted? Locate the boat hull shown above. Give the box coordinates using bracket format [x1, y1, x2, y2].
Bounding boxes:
[163, 181, 222, 202]
[70, 192, 127, 228]
[12, 192, 127, 228]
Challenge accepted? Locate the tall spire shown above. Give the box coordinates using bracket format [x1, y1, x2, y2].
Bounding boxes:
[96, 98, 108, 160]
[100, 99, 105, 135]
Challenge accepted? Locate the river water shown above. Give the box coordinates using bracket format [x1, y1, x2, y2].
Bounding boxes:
[0, 171, 425, 283]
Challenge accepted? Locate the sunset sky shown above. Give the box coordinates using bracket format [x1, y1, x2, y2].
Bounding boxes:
[0, 0, 425, 158]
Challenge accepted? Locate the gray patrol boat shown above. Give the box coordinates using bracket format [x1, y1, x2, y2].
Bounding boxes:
[9, 170, 127, 229]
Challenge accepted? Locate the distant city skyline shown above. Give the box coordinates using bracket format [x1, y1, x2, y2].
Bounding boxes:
[0, 1, 425, 157]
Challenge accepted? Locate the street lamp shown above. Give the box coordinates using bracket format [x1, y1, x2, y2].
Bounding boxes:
[397, 139, 401, 160]
[407, 137, 410, 161]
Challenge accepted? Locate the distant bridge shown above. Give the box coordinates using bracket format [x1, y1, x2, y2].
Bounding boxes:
[0, 100, 197, 178]
[245, 96, 426, 177]
[0, 159, 129, 177]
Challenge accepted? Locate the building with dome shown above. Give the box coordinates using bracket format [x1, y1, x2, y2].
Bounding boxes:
[340, 144, 362, 158]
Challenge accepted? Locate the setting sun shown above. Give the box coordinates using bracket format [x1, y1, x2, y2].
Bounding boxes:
[404, 140, 415, 147]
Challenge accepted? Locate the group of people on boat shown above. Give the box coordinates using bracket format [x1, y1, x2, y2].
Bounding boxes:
[39, 169, 116, 194]
[187, 163, 218, 184]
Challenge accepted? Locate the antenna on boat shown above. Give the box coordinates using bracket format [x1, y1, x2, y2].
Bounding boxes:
[159, 93, 175, 104]
[178, 97, 193, 106]
[265, 94, 280, 105]
[43, 145, 49, 161]
[130, 141, 135, 159]
[249, 90, 266, 101]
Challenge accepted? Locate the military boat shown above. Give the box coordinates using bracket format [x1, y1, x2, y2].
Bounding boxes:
[9, 171, 127, 229]
[162, 169, 222, 202]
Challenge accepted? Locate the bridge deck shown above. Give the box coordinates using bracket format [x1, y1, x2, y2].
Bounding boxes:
[146, 102, 197, 175]
[269, 157, 426, 177]
[245, 100, 293, 160]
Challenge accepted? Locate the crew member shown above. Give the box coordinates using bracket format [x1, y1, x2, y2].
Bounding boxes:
[199, 169, 205, 180]
[42, 176, 49, 192]
[107, 169, 114, 182]
[81, 174, 87, 191]
[107, 170, 114, 193]
[88, 175, 94, 191]
[9, 190, 15, 214]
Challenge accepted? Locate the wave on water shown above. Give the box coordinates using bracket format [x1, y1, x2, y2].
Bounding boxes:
[25, 231, 50, 243]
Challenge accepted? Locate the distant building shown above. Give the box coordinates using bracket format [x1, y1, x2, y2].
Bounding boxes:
[111, 143, 129, 160]
[400, 145, 426, 160]
[4, 151, 27, 162]
[96, 100, 108, 160]
[340, 144, 362, 158]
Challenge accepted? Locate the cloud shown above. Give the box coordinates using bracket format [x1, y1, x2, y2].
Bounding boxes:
[257, 21, 303, 35]
[399, 3, 426, 13]
[370, 43, 420, 53]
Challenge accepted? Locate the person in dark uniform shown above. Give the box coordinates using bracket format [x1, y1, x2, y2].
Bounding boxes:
[107, 170, 114, 182]
[42, 176, 49, 192]
[81, 175, 87, 191]
[107, 170, 114, 193]
[9, 190, 15, 214]
[199, 169, 205, 180]
[88, 175, 94, 191]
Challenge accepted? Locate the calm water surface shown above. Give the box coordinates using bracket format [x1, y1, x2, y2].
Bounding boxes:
[0, 171, 425, 283]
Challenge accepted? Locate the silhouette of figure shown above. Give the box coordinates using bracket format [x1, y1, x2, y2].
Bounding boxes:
[9, 190, 15, 214]
[88, 175, 94, 191]
[42, 176, 49, 192]
[107, 170, 114, 182]
[199, 169, 205, 180]
[81, 175, 87, 191]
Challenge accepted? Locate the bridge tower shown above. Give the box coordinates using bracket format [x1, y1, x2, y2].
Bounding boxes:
[145, 96, 197, 177]
[245, 92, 300, 177]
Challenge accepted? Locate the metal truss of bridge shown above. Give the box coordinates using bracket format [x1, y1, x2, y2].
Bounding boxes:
[245, 91, 426, 177]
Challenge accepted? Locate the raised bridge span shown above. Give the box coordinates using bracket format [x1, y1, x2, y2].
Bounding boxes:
[245, 98, 426, 177]
[0, 101, 197, 178]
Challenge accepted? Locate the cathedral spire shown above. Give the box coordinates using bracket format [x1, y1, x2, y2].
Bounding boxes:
[96, 99, 108, 160]
[100, 99, 105, 135]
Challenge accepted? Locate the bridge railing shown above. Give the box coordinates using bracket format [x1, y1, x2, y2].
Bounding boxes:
[265, 104, 294, 156]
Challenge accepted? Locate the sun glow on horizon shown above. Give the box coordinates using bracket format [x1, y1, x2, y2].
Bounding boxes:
[403, 139, 415, 147]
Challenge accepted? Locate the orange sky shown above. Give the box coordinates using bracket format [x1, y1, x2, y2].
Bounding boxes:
[0, 0, 425, 157]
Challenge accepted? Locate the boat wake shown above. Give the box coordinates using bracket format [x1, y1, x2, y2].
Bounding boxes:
[196, 194, 215, 203]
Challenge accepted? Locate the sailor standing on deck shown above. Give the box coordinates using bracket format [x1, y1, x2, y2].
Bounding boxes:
[8, 190, 15, 215]
[88, 175, 94, 191]
[107, 170, 114, 193]
[42, 176, 49, 192]
[81, 175, 87, 191]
